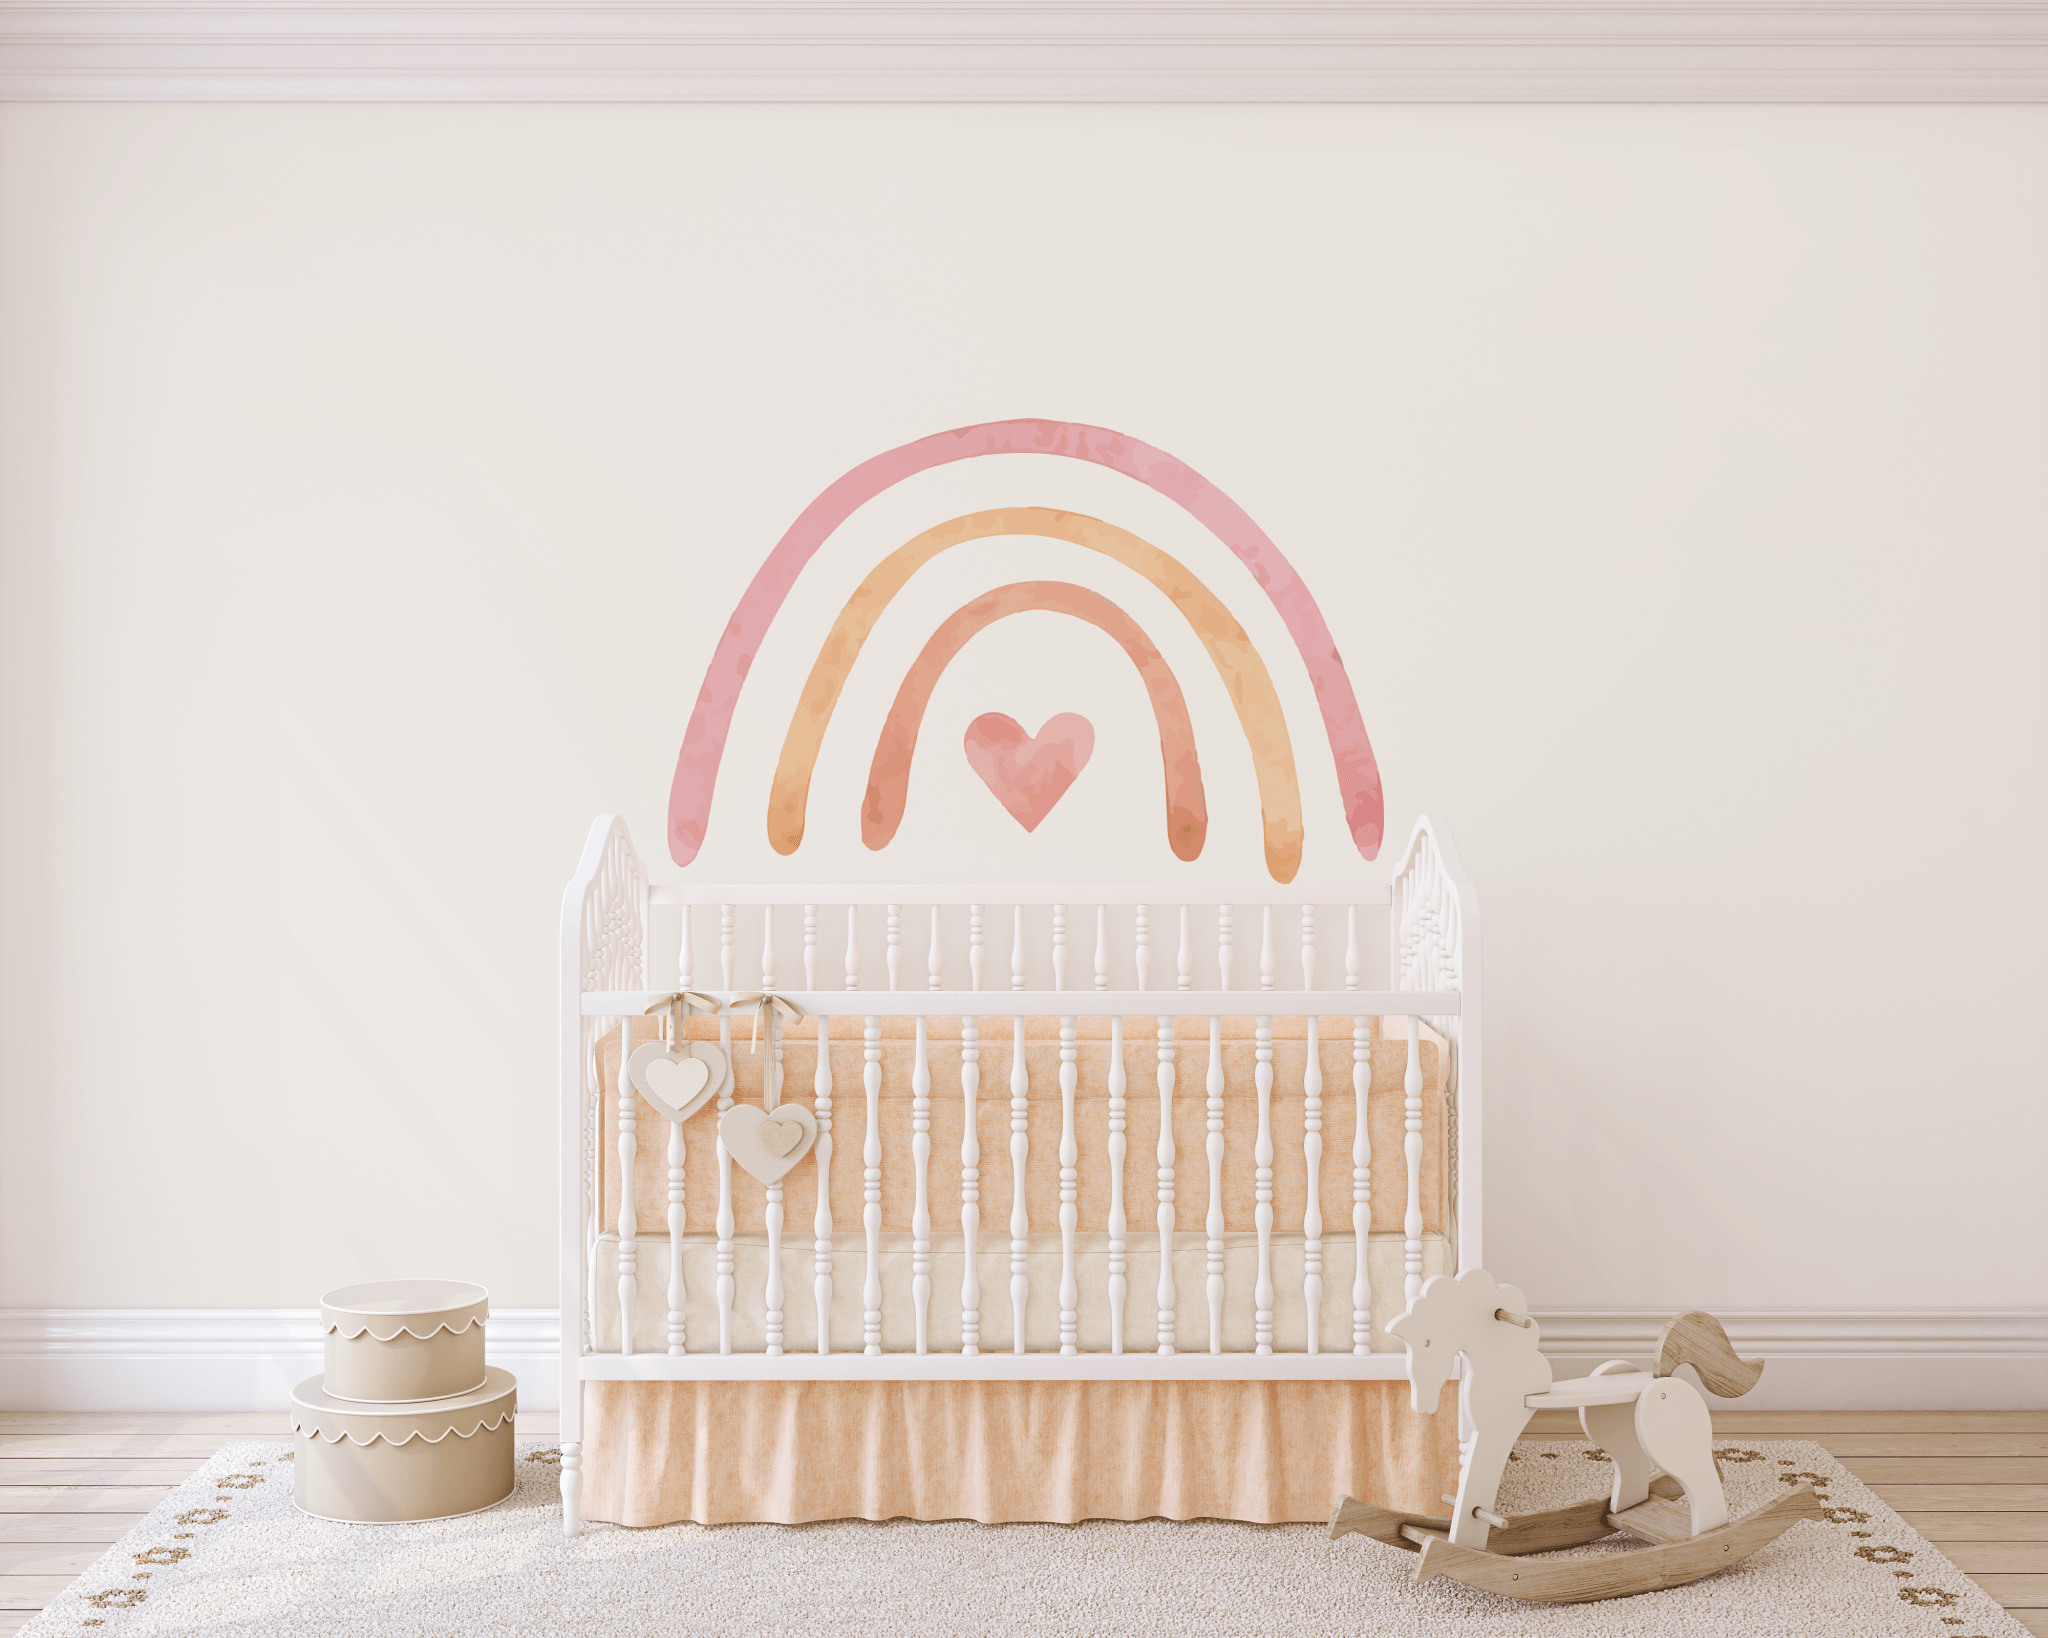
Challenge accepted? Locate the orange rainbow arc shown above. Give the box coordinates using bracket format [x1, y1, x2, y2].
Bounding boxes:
[769, 505, 1306, 882]
[863, 581, 1208, 859]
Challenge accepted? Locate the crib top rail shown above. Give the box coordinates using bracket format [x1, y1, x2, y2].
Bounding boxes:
[651, 885, 1394, 907]
[580, 988, 1460, 1016]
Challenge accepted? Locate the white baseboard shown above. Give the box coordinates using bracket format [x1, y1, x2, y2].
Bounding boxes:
[1535, 1309, 2048, 1410]
[2, 1308, 2042, 1412]
[0, 1310, 562, 1412]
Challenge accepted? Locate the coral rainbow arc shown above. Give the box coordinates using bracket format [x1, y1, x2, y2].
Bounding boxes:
[668, 419, 1383, 884]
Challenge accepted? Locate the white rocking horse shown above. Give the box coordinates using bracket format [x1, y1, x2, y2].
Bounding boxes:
[1330, 1268, 1824, 1604]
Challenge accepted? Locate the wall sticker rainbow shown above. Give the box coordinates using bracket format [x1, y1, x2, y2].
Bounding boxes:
[668, 419, 1382, 883]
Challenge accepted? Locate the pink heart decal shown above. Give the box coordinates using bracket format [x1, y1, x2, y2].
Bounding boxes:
[963, 713, 1094, 832]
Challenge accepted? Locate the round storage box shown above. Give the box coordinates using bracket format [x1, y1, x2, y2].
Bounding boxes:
[291, 1367, 516, 1523]
[320, 1280, 487, 1403]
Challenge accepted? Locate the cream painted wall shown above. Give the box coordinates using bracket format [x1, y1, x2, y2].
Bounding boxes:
[2, 104, 2044, 1318]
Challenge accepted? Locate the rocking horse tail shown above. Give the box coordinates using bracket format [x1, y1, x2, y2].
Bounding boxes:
[1655, 1311, 1765, 1398]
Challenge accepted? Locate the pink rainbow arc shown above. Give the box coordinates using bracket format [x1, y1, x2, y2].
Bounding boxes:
[669, 419, 1383, 867]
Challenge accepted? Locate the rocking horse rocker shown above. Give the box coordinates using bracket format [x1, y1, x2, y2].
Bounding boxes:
[1329, 1269, 1825, 1604]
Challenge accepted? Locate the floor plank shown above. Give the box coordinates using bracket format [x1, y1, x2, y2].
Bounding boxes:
[2009, 1612, 2048, 1637]
[1775, 1433, 2048, 1458]
[0, 1434, 254, 1459]
[0, 1489, 174, 1515]
[0, 1517, 137, 1545]
[1873, 1486, 2048, 1512]
[1973, 1574, 2048, 1605]
[0, 1413, 286, 1436]
[0, 1460, 208, 1487]
[0, 1610, 31, 1634]
[0, 1575, 74, 1609]
[1713, 1411, 2048, 1434]
[1939, 1543, 2048, 1574]
[1902, 1513, 2048, 1542]
[1837, 1457, 2048, 1486]
[0, 1545, 102, 1576]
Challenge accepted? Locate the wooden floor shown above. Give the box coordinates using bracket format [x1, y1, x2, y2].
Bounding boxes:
[1, 1410, 2042, 1634]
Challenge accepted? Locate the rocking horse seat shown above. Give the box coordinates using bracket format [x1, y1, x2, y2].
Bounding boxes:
[1523, 1370, 1656, 1410]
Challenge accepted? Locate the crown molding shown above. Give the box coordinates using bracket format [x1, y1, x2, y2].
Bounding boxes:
[1, 2, 2044, 103]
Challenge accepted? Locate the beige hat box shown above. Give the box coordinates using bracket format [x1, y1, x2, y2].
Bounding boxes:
[292, 1280, 515, 1524]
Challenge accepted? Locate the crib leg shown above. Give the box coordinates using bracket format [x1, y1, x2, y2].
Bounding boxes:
[561, 1440, 582, 1537]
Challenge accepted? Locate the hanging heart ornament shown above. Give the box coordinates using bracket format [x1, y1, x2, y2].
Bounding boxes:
[719, 1102, 818, 1184]
[627, 1040, 728, 1125]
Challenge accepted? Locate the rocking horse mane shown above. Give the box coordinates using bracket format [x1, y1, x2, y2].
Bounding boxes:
[1390, 1269, 1551, 1393]
[1655, 1310, 1766, 1398]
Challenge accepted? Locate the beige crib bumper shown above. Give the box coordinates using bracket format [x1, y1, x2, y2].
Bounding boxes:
[579, 1375, 1461, 1527]
[594, 1229, 1446, 1355]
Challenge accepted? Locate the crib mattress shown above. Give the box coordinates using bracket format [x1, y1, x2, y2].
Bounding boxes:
[594, 1228, 1445, 1356]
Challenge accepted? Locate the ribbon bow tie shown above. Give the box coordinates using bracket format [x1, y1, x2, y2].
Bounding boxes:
[729, 992, 807, 1052]
[642, 989, 807, 1051]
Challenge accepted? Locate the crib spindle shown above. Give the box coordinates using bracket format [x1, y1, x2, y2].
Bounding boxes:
[1205, 1014, 1225, 1354]
[1303, 1069, 1324, 1355]
[1107, 1014, 1127, 1354]
[912, 1016, 932, 1353]
[961, 1016, 981, 1355]
[716, 986, 733, 1359]
[617, 1014, 638, 1356]
[668, 1096, 686, 1353]
[1302, 906, 1321, 1355]
[764, 986, 785, 1356]
[1058, 1014, 1079, 1354]
[1348, 908, 1371, 1351]
[969, 905, 984, 992]
[1254, 1015, 1275, 1355]
[1010, 1016, 1029, 1354]
[671, 927, 693, 1356]
[715, 908, 736, 1354]
[1218, 905, 1233, 990]
[814, 1013, 833, 1355]
[1404, 1015, 1424, 1306]
[1135, 905, 1150, 992]
[863, 1015, 882, 1353]
[1157, 1015, 1177, 1354]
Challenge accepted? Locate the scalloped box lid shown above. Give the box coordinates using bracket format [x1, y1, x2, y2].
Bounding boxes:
[320, 1280, 489, 1341]
[292, 1366, 517, 1446]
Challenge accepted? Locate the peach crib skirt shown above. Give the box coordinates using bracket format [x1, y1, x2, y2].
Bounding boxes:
[581, 1378, 1460, 1527]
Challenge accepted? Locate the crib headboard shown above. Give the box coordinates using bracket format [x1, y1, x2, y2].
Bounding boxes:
[560, 815, 1477, 1383]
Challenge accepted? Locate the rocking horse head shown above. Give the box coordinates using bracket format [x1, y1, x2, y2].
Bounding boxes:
[1388, 1268, 1552, 1413]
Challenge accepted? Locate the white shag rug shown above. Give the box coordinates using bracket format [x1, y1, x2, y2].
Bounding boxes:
[22, 1438, 2026, 1637]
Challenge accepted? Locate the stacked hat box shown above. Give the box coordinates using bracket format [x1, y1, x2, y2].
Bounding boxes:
[291, 1280, 516, 1523]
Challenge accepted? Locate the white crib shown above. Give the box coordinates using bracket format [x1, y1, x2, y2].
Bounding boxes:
[557, 814, 1479, 1535]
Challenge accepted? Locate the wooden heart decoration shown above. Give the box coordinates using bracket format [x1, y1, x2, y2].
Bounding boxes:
[719, 1102, 818, 1184]
[627, 1041, 727, 1125]
[963, 712, 1094, 832]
